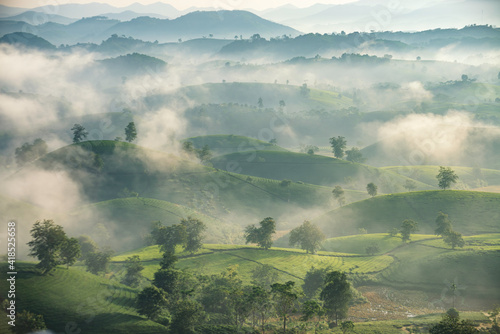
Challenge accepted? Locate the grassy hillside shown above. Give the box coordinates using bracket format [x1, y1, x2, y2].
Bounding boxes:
[68, 197, 238, 252]
[210, 150, 433, 193]
[382, 165, 500, 189]
[313, 190, 500, 237]
[6, 140, 371, 249]
[183, 134, 288, 155]
[0, 263, 165, 334]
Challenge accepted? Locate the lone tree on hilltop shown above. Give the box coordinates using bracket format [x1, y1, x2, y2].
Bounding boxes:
[436, 166, 458, 190]
[366, 182, 378, 197]
[71, 124, 88, 143]
[345, 147, 365, 163]
[289, 220, 326, 254]
[329, 136, 347, 159]
[125, 121, 137, 142]
[245, 217, 276, 249]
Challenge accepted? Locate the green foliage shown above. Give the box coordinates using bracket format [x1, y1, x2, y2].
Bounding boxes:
[181, 217, 207, 254]
[245, 217, 276, 249]
[136, 285, 168, 320]
[288, 221, 325, 254]
[14, 138, 47, 167]
[11, 310, 47, 334]
[121, 255, 144, 287]
[154, 268, 183, 295]
[280, 179, 292, 187]
[170, 299, 206, 334]
[197, 145, 213, 162]
[302, 267, 329, 300]
[71, 123, 88, 143]
[248, 285, 273, 333]
[435, 212, 453, 237]
[125, 121, 137, 142]
[366, 182, 378, 197]
[437, 166, 459, 190]
[340, 320, 355, 333]
[28, 220, 69, 274]
[153, 223, 187, 253]
[332, 185, 345, 206]
[443, 230, 465, 249]
[160, 251, 178, 270]
[365, 243, 380, 255]
[400, 219, 419, 243]
[429, 314, 479, 334]
[271, 281, 299, 332]
[77, 235, 98, 260]
[345, 147, 365, 163]
[403, 179, 417, 191]
[251, 264, 280, 289]
[60, 237, 81, 268]
[329, 136, 347, 159]
[85, 248, 114, 275]
[320, 271, 352, 325]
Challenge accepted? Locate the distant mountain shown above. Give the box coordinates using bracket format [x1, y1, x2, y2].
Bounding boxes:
[0, 32, 56, 50]
[103, 10, 301, 42]
[99, 52, 167, 76]
[99, 10, 168, 21]
[0, 11, 77, 25]
[0, 5, 27, 18]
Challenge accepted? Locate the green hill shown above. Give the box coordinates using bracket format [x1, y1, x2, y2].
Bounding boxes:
[68, 197, 237, 252]
[0, 263, 165, 334]
[313, 190, 500, 237]
[382, 165, 500, 189]
[7, 140, 365, 242]
[183, 134, 288, 155]
[210, 150, 433, 193]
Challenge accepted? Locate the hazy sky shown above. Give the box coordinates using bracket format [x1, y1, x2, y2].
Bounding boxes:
[0, 0, 357, 10]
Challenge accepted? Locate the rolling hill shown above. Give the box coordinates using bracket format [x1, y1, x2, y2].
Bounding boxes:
[210, 150, 432, 192]
[312, 190, 500, 237]
[4, 141, 365, 236]
[183, 134, 288, 156]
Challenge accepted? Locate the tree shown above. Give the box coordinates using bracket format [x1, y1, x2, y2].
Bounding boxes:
[320, 271, 352, 326]
[85, 248, 113, 275]
[182, 141, 195, 154]
[180, 217, 206, 253]
[251, 264, 279, 289]
[443, 230, 465, 249]
[301, 300, 324, 334]
[365, 243, 380, 255]
[170, 300, 206, 334]
[403, 179, 417, 191]
[60, 237, 81, 268]
[27, 220, 68, 274]
[345, 147, 366, 163]
[244, 217, 276, 249]
[136, 285, 168, 320]
[197, 145, 212, 162]
[437, 166, 459, 190]
[429, 314, 479, 334]
[160, 251, 178, 270]
[329, 136, 347, 158]
[248, 285, 273, 334]
[271, 281, 299, 333]
[121, 255, 144, 287]
[289, 221, 325, 254]
[125, 121, 137, 142]
[71, 123, 88, 143]
[12, 310, 47, 334]
[435, 212, 453, 237]
[280, 179, 292, 187]
[154, 268, 183, 295]
[77, 235, 98, 260]
[332, 185, 346, 206]
[366, 182, 378, 197]
[258, 97, 264, 108]
[340, 320, 355, 333]
[14, 138, 48, 167]
[300, 83, 310, 97]
[302, 267, 329, 300]
[400, 219, 419, 243]
[153, 223, 187, 253]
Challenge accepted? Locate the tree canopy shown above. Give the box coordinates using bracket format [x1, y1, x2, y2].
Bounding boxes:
[329, 136, 347, 159]
[320, 271, 352, 326]
[436, 166, 459, 190]
[245, 217, 276, 249]
[71, 123, 88, 143]
[125, 121, 137, 142]
[289, 221, 325, 254]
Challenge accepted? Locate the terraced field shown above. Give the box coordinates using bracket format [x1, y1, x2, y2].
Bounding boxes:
[0, 263, 165, 334]
[183, 134, 288, 155]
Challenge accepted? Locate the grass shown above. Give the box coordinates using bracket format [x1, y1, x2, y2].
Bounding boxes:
[321, 233, 437, 255]
[313, 190, 500, 237]
[0, 263, 165, 334]
[419, 233, 500, 251]
[210, 150, 432, 193]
